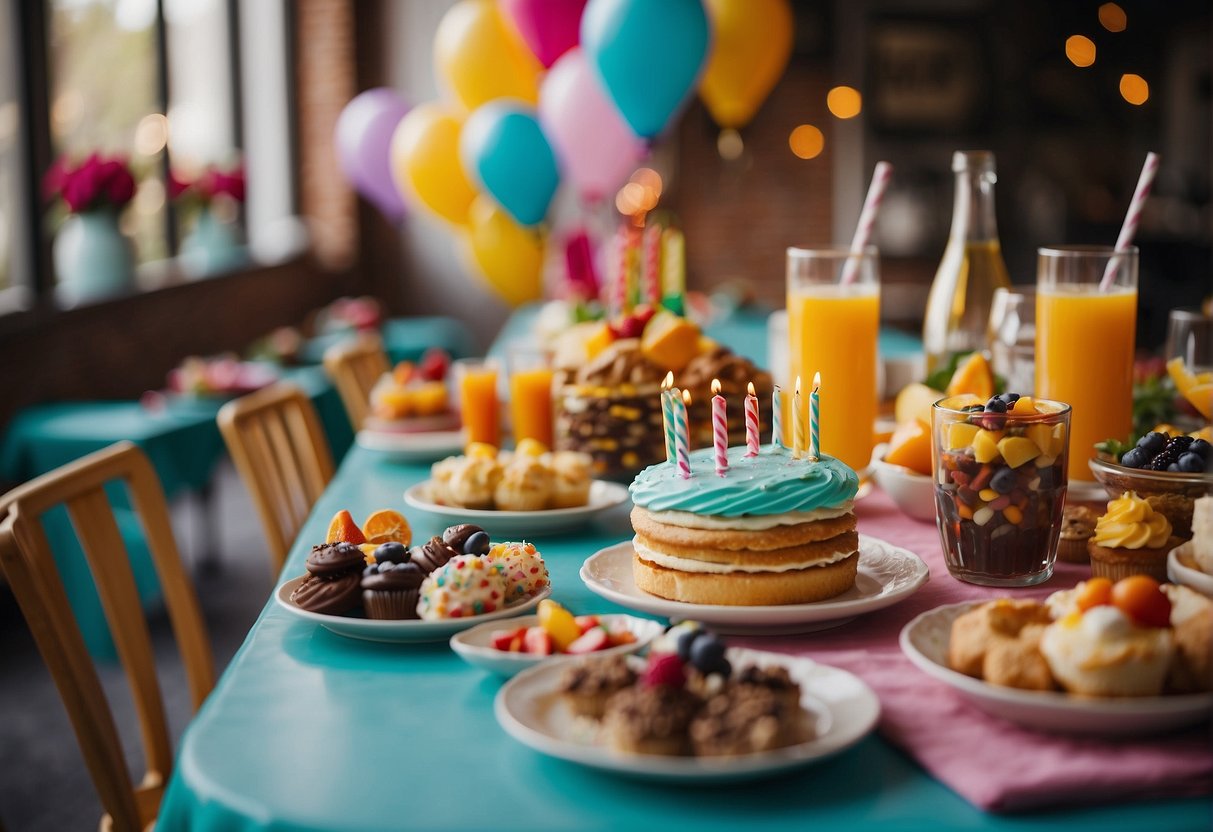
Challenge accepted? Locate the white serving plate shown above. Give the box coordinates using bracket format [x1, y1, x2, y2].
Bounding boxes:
[404, 480, 630, 537]
[1168, 541, 1213, 597]
[450, 613, 663, 677]
[899, 600, 1213, 736]
[494, 647, 880, 783]
[275, 576, 550, 643]
[871, 444, 936, 523]
[355, 429, 466, 463]
[580, 535, 929, 635]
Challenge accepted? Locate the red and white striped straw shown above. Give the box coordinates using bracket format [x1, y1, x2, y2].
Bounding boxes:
[840, 161, 893, 285]
[1100, 151, 1159, 291]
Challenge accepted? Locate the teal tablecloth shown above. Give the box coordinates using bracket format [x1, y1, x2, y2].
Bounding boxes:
[158, 445, 1206, 831]
[299, 316, 477, 366]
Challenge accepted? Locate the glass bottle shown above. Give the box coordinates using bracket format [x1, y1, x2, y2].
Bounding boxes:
[923, 151, 1011, 373]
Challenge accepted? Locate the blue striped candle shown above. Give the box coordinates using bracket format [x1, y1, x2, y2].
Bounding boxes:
[772, 385, 783, 449]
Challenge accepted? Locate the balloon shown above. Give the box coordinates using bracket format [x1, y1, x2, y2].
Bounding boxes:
[499, 0, 587, 68]
[389, 103, 478, 226]
[460, 101, 559, 227]
[466, 194, 545, 306]
[580, 0, 710, 139]
[334, 88, 411, 220]
[434, 0, 541, 112]
[539, 49, 646, 203]
[700, 0, 793, 129]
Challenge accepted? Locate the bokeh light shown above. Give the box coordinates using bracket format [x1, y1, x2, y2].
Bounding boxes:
[717, 128, 744, 160]
[788, 124, 824, 160]
[1099, 3, 1127, 32]
[1120, 74, 1149, 105]
[826, 86, 862, 119]
[135, 113, 169, 155]
[1065, 35, 1096, 68]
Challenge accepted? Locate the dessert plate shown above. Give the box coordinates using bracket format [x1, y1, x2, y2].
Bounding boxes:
[494, 647, 880, 783]
[580, 536, 929, 635]
[404, 480, 630, 537]
[1168, 542, 1213, 597]
[275, 576, 550, 643]
[450, 614, 664, 678]
[900, 601, 1213, 735]
[356, 429, 466, 463]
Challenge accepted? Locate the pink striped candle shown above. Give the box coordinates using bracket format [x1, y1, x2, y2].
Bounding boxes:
[643, 222, 662, 306]
[676, 389, 692, 478]
[772, 385, 783, 448]
[711, 379, 728, 475]
[1100, 151, 1159, 291]
[744, 381, 759, 457]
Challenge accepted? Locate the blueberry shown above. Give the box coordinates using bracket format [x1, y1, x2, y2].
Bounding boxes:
[462, 531, 491, 556]
[1190, 439, 1211, 460]
[1177, 452, 1206, 473]
[701, 657, 732, 678]
[1003, 393, 1021, 403]
[978, 413, 1007, 431]
[689, 634, 726, 670]
[675, 628, 701, 662]
[1137, 432, 1168, 456]
[990, 467, 1017, 494]
[373, 541, 408, 564]
[1167, 463, 1181, 472]
[985, 398, 1008, 414]
[1120, 447, 1148, 469]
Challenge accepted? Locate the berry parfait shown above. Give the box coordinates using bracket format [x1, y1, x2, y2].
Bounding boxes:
[931, 394, 1072, 586]
[1089, 429, 1212, 538]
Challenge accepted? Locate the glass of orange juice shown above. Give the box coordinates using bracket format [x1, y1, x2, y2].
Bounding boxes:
[507, 345, 555, 448]
[1035, 246, 1137, 482]
[786, 246, 881, 472]
[453, 358, 501, 447]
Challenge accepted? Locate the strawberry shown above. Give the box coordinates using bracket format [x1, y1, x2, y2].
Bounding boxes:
[524, 627, 554, 655]
[566, 628, 610, 654]
[490, 628, 524, 651]
[574, 615, 600, 633]
[418, 348, 450, 382]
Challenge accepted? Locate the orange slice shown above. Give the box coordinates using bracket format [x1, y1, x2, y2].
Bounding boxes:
[1186, 383, 1212, 419]
[326, 509, 366, 545]
[362, 509, 411, 546]
[945, 352, 994, 400]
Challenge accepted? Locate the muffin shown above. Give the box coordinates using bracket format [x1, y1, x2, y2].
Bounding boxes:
[1039, 605, 1174, 697]
[732, 664, 802, 713]
[360, 561, 424, 619]
[549, 451, 593, 508]
[417, 554, 508, 619]
[446, 455, 503, 509]
[1161, 583, 1213, 693]
[429, 456, 461, 504]
[1057, 505, 1098, 563]
[601, 683, 700, 756]
[289, 542, 365, 615]
[1087, 491, 1183, 582]
[558, 655, 637, 719]
[485, 541, 549, 601]
[493, 456, 554, 511]
[690, 685, 803, 757]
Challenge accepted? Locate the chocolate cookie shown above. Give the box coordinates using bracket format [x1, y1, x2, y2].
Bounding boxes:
[411, 536, 460, 574]
[442, 523, 489, 555]
[290, 571, 361, 615]
[305, 542, 365, 577]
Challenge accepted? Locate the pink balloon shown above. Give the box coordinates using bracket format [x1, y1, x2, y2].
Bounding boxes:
[500, 0, 586, 69]
[539, 48, 647, 203]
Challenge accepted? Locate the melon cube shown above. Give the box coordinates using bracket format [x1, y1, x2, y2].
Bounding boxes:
[998, 436, 1041, 468]
[946, 422, 981, 451]
[584, 323, 615, 361]
[1026, 423, 1054, 455]
[1010, 396, 1037, 415]
[641, 311, 700, 371]
[972, 429, 1003, 463]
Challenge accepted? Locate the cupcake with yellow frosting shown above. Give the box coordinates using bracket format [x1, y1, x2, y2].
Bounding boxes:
[1087, 491, 1183, 583]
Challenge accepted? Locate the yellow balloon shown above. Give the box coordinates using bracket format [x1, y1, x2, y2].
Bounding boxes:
[700, 0, 794, 129]
[434, 0, 541, 112]
[390, 103, 478, 226]
[466, 195, 544, 306]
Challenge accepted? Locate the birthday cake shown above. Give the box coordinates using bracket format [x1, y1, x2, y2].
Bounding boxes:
[628, 445, 860, 605]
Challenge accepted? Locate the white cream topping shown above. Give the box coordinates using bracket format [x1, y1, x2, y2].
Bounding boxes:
[643, 502, 854, 531]
[632, 538, 855, 574]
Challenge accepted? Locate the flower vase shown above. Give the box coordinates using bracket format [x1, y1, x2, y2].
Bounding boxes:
[180, 207, 247, 278]
[53, 209, 134, 304]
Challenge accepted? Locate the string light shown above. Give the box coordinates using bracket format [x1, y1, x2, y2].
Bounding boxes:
[1065, 35, 1096, 68]
[1098, 3, 1126, 33]
[788, 124, 824, 160]
[1119, 74, 1148, 105]
[826, 86, 862, 119]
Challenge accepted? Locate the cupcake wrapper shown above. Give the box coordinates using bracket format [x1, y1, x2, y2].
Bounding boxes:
[1056, 538, 1091, 564]
[362, 588, 421, 620]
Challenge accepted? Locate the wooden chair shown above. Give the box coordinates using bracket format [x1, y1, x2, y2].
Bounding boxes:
[0, 442, 215, 832]
[217, 383, 333, 573]
[322, 333, 389, 431]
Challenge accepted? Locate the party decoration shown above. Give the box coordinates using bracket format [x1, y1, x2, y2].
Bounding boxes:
[460, 101, 559, 227]
[466, 194, 545, 306]
[434, 0, 541, 112]
[334, 88, 411, 220]
[539, 48, 646, 202]
[699, 0, 793, 130]
[500, 0, 587, 68]
[580, 0, 710, 139]
[389, 103, 478, 226]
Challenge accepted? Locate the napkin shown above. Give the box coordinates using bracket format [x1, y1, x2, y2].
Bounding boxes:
[743, 490, 1213, 813]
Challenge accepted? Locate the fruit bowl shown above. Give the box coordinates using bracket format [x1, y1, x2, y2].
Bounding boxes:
[872, 444, 936, 523]
[1088, 457, 1212, 538]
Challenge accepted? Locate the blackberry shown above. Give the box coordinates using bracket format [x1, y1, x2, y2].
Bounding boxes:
[1146, 435, 1195, 470]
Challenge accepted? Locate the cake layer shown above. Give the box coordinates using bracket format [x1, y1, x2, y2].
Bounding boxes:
[629, 445, 858, 517]
[633, 552, 860, 606]
[631, 506, 856, 551]
[632, 534, 856, 573]
[640, 503, 853, 531]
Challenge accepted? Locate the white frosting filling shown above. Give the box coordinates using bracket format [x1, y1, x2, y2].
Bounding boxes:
[632, 538, 855, 574]
[643, 502, 854, 531]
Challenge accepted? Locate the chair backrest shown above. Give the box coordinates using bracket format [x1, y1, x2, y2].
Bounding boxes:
[217, 383, 333, 573]
[0, 441, 214, 832]
[323, 333, 390, 431]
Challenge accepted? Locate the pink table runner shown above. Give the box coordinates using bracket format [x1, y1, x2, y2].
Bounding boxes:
[738, 488, 1213, 813]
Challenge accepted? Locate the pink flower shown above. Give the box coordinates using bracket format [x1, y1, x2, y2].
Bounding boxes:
[47, 153, 137, 212]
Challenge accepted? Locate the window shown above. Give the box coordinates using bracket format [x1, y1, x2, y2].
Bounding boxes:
[0, 0, 21, 298]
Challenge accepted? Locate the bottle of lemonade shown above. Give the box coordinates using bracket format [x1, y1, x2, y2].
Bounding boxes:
[923, 151, 1011, 373]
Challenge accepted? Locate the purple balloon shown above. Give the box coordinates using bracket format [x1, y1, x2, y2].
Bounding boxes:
[539, 48, 646, 203]
[334, 88, 411, 221]
[500, 0, 587, 69]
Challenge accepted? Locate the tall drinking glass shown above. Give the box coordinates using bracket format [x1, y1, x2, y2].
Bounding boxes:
[1035, 246, 1138, 482]
[453, 358, 500, 447]
[1165, 309, 1213, 424]
[507, 345, 555, 447]
[786, 246, 881, 471]
[987, 286, 1036, 395]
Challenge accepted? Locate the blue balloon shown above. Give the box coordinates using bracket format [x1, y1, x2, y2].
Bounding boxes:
[460, 102, 560, 228]
[581, 0, 710, 139]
